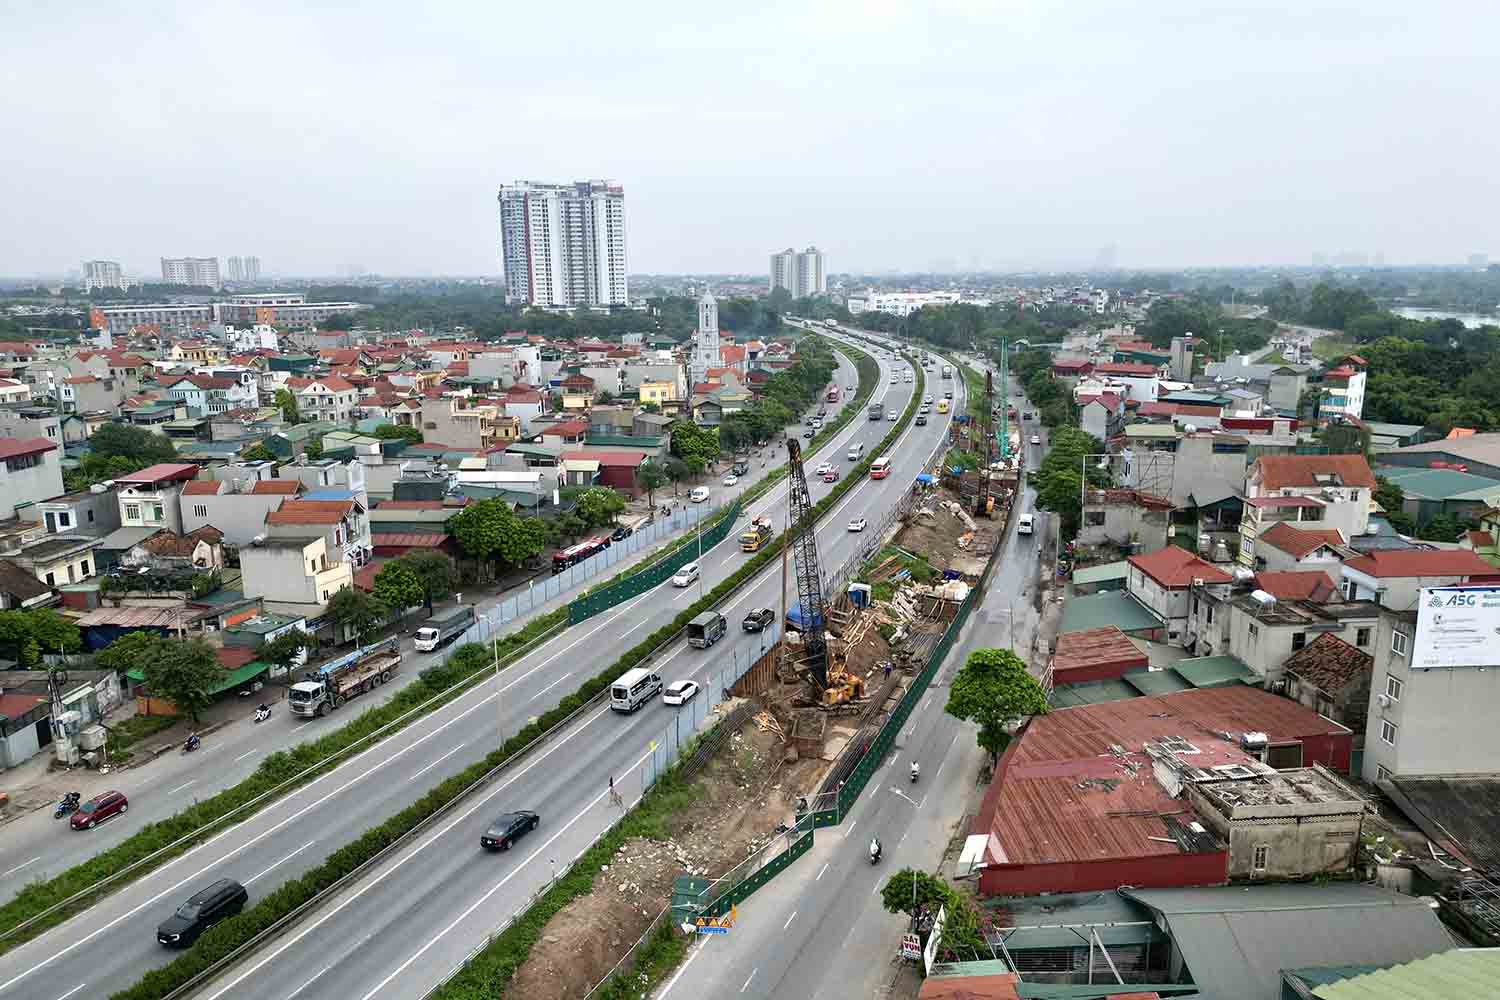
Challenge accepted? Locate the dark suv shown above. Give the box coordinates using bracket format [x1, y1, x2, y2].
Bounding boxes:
[742, 607, 775, 632]
[481, 810, 540, 851]
[157, 879, 248, 947]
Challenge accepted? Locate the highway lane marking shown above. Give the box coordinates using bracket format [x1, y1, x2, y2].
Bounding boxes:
[409, 743, 467, 782]
[0, 858, 39, 879]
[657, 936, 710, 998]
[0, 679, 510, 994]
[169, 780, 196, 795]
[846, 820, 856, 836]
[816, 863, 829, 881]
[783, 911, 797, 930]
[529, 673, 572, 703]
[245, 841, 316, 885]
[352, 745, 656, 1000]
[53, 985, 86, 1000]
[932, 735, 958, 782]
[285, 963, 334, 1000]
[741, 968, 757, 992]
[196, 703, 623, 1000]
[234, 749, 259, 763]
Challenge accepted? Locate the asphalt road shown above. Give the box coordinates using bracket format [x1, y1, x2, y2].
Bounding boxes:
[0, 337, 948, 1000]
[0, 351, 861, 910]
[657, 350, 1044, 999]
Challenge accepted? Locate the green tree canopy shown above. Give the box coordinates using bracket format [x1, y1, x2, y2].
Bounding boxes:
[0, 608, 82, 665]
[448, 498, 548, 578]
[373, 561, 424, 620]
[574, 487, 625, 527]
[274, 387, 301, 425]
[670, 421, 720, 474]
[258, 629, 314, 677]
[324, 586, 388, 643]
[239, 441, 277, 463]
[637, 460, 670, 509]
[396, 550, 456, 611]
[945, 647, 1048, 762]
[100, 635, 225, 722]
[373, 423, 423, 444]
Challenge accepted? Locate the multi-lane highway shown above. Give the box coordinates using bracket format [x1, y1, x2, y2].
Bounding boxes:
[0, 351, 863, 911]
[0, 336, 948, 1000]
[658, 349, 1045, 999]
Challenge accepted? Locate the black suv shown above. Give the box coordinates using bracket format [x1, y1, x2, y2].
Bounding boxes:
[742, 607, 775, 632]
[482, 810, 540, 851]
[157, 879, 248, 947]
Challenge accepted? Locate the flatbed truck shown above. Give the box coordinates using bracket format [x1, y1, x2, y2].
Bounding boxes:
[289, 639, 403, 717]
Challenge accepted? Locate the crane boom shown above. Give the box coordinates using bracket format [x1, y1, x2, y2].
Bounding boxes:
[784, 438, 829, 688]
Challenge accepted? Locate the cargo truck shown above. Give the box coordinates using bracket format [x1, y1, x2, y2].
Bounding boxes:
[289, 639, 403, 718]
[414, 605, 476, 652]
[739, 518, 773, 552]
[868, 401, 884, 421]
[687, 610, 727, 648]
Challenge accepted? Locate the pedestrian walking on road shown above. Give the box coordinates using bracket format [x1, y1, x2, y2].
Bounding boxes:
[609, 774, 622, 809]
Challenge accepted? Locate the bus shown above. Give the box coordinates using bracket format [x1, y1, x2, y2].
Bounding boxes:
[552, 535, 610, 573]
[869, 455, 893, 480]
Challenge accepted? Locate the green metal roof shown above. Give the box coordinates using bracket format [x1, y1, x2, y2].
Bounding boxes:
[127, 658, 270, 696]
[1123, 668, 1192, 695]
[1170, 654, 1255, 688]
[1123, 423, 1181, 439]
[1059, 590, 1164, 635]
[1049, 678, 1139, 707]
[586, 434, 664, 449]
[1070, 560, 1128, 586]
[1312, 949, 1500, 999]
[1376, 466, 1500, 503]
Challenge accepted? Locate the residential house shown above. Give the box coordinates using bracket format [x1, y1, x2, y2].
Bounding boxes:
[1284, 633, 1373, 738]
[113, 462, 199, 535]
[1078, 392, 1125, 442]
[1203, 592, 1380, 684]
[161, 374, 257, 416]
[265, 497, 371, 566]
[1077, 488, 1172, 553]
[1316, 356, 1368, 422]
[1241, 454, 1375, 563]
[1089, 361, 1160, 403]
[1252, 570, 1339, 603]
[587, 405, 634, 437]
[0, 438, 63, 519]
[1126, 547, 1232, 643]
[0, 378, 31, 404]
[419, 396, 521, 451]
[3, 534, 100, 590]
[638, 378, 678, 409]
[1339, 548, 1500, 610]
[27, 486, 121, 538]
[502, 385, 546, 432]
[58, 375, 125, 415]
[1169, 431, 1249, 509]
[180, 478, 301, 548]
[0, 404, 63, 447]
[238, 535, 353, 612]
[0, 558, 54, 608]
[287, 375, 358, 424]
[1250, 522, 1347, 573]
[559, 449, 647, 496]
[633, 411, 675, 439]
[123, 526, 225, 573]
[541, 420, 589, 447]
[558, 373, 596, 411]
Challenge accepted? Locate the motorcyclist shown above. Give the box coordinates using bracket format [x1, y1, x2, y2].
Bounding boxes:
[910, 761, 920, 782]
[869, 836, 882, 862]
[185, 732, 201, 750]
[255, 703, 271, 721]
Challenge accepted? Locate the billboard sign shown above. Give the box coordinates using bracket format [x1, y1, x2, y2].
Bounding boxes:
[1413, 586, 1500, 670]
[923, 905, 947, 974]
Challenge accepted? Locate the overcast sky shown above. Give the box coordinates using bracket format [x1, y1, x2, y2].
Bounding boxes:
[3, 1, 1495, 279]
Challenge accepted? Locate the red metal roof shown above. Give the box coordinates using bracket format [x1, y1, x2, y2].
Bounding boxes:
[214, 646, 258, 670]
[181, 480, 224, 496]
[1257, 522, 1346, 557]
[1127, 547, 1232, 588]
[560, 449, 646, 467]
[265, 499, 353, 525]
[0, 437, 58, 460]
[251, 480, 302, 495]
[1343, 548, 1500, 579]
[1093, 361, 1159, 376]
[1254, 454, 1375, 491]
[372, 533, 448, 549]
[116, 463, 200, 485]
[543, 420, 589, 437]
[0, 692, 45, 719]
[1051, 627, 1148, 679]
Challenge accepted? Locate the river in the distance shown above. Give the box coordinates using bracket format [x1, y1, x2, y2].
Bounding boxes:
[1392, 307, 1497, 329]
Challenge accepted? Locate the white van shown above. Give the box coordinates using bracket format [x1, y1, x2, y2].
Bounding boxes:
[610, 668, 663, 713]
[690, 486, 710, 503]
[1017, 513, 1035, 536]
[846, 442, 865, 462]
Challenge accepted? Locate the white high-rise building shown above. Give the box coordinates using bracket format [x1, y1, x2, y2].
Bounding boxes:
[81, 260, 126, 292]
[226, 257, 244, 281]
[688, 290, 722, 387]
[770, 246, 826, 298]
[497, 180, 627, 308]
[160, 256, 222, 289]
[245, 256, 260, 282]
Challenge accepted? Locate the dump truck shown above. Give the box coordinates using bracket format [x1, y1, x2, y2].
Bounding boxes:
[687, 610, 727, 648]
[414, 605, 476, 652]
[739, 517, 773, 552]
[289, 639, 403, 718]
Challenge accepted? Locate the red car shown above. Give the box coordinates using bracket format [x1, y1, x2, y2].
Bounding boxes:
[70, 790, 128, 830]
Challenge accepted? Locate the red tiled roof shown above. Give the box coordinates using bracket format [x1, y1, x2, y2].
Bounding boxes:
[0, 437, 58, 461]
[1466, 530, 1492, 549]
[543, 420, 589, 437]
[265, 499, 354, 525]
[1343, 548, 1500, 579]
[372, 533, 449, 549]
[1253, 570, 1338, 602]
[214, 646, 259, 670]
[116, 462, 200, 485]
[1092, 361, 1159, 376]
[1127, 547, 1231, 588]
[181, 480, 224, 496]
[1254, 454, 1375, 490]
[1257, 522, 1346, 557]
[1052, 358, 1092, 370]
[251, 480, 302, 495]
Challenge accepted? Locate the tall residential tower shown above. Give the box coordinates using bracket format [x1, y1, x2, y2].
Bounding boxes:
[81, 260, 126, 292]
[770, 246, 826, 298]
[497, 180, 627, 308]
[160, 256, 221, 289]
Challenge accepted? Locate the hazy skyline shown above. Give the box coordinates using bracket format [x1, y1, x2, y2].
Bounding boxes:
[3, 1, 1495, 279]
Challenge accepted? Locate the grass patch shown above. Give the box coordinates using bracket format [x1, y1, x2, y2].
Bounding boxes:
[857, 544, 939, 602]
[104, 714, 179, 754]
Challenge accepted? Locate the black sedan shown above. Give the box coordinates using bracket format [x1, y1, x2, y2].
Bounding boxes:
[481, 810, 540, 851]
[742, 607, 775, 632]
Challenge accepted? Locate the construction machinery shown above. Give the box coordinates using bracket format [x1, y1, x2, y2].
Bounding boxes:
[782, 439, 866, 707]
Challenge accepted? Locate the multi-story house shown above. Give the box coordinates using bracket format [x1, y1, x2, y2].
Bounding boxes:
[1316, 355, 1368, 423]
[1240, 454, 1375, 566]
[162, 374, 258, 416]
[1339, 549, 1500, 611]
[239, 535, 352, 613]
[181, 478, 300, 548]
[0, 438, 63, 519]
[1126, 547, 1232, 643]
[1247, 522, 1347, 573]
[265, 498, 371, 567]
[113, 463, 200, 535]
[287, 375, 358, 424]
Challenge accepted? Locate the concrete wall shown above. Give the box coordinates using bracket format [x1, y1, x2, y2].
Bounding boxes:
[1186, 788, 1363, 879]
[978, 850, 1227, 898]
[1127, 566, 1189, 641]
[0, 448, 64, 520]
[1078, 501, 1170, 552]
[239, 539, 350, 605]
[182, 493, 289, 547]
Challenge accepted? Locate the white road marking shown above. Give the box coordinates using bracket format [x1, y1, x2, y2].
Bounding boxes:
[409, 743, 467, 782]
[529, 673, 573, 703]
[1, 858, 39, 879]
[846, 820, 856, 836]
[244, 841, 316, 885]
[816, 862, 828, 881]
[657, 936, 710, 998]
[933, 735, 958, 782]
[169, 780, 195, 795]
[741, 968, 758, 993]
[54, 985, 86, 1000]
[783, 910, 797, 930]
[195, 706, 626, 1000]
[352, 746, 657, 1000]
[285, 964, 333, 1000]
[235, 749, 259, 763]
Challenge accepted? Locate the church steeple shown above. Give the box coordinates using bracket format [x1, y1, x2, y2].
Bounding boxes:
[689, 288, 722, 387]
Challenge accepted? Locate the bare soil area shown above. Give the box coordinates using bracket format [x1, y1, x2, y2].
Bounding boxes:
[507, 722, 827, 1000]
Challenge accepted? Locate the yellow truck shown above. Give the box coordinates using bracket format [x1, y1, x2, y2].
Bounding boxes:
[937, 399, 950, 414]
[739, 516, 774, 552]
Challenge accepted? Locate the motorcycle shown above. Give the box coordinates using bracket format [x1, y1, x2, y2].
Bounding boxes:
[182, 734, 202, 754]
[869, 839, 882, 865]
[254, 705, 272, 724]
[910, 763, 920, 784]
[55, 791, 81, 819]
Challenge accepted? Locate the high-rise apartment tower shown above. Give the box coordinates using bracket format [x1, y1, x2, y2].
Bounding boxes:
[770, 246, 826, 298]
[497, 180, 627, 308]
[81, 260, 126, 292]
[160, 256, 222, 289]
